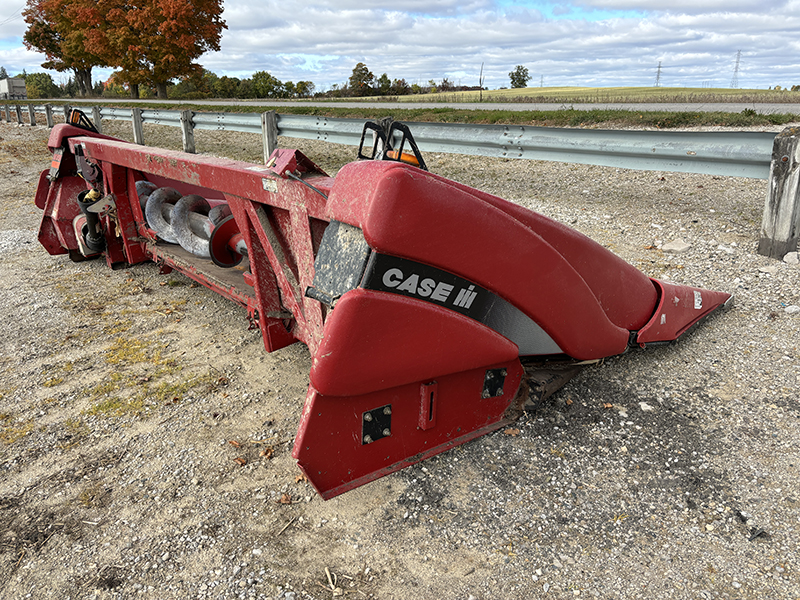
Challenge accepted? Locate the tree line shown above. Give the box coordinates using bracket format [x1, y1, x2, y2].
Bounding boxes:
[2, 61, 487, 101]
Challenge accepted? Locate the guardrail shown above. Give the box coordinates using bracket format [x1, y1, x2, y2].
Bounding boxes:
[1, 102, 797, 260]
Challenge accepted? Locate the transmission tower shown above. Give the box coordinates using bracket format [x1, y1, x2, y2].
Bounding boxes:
[731, 50, 741, 88]
[654, 61, 662, 87]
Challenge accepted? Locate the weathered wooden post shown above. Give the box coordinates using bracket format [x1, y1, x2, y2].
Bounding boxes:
[28, 104, 36, 126]
[45, 104, 54, 128]
[15, 105, 22, 124]
[92, 106, 103, 133]
[132, 108, 144, 145]
[261, 110, 278, 164]
[759, 127, 800, 259]
[180, 109, 195, 153]
[63, 105, 71, 122]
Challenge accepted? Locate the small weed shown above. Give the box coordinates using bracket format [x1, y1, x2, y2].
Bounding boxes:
[105, 337, 162, 366]
[76, 482, 111, 508]
[104, 320, 133, 335]
[1, 414, 34, 445]
[86, 396, 144, 417]
[58, 417, 90, 449]
[149, 372, 218, 403]
[40, 362, 74, 388]
[85, 372, 125, 401]
[65, 417, 89, 433]
[83, 368, 217, 419]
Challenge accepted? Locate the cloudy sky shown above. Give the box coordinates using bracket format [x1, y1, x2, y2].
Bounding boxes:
[1, 0, 798, 91]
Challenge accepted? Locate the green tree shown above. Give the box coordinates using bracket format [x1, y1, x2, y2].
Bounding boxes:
[0, 66, 7, 79]
[200, 69, 219, 95]
[25, 72, 60, 98]
[509, 65, 530, 88]
[252, 71, 283, 98]
[212, 75, 240, 98]
[295, 80, 314, 97]
[236, 78, 255, 98]
[63, 76, 78, 97]
[349, 62, 374, 96]
[391, 78, 410, 95]
[377, 73, 391, 95]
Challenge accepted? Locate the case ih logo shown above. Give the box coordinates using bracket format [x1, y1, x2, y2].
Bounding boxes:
[381, 268, 479, 309]
[362, 253, 489, 318]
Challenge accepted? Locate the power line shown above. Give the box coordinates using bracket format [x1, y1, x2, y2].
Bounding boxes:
[0, 5, 26, 27]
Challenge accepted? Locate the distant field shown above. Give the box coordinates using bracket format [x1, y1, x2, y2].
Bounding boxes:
[391, 86, 800, 104]
[17, 86, 800, 129]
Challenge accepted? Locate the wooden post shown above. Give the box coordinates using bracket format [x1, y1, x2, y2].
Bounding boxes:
[3, 104, 9, 122]
[261, 110, 278, 164]
[759, 127, 800, 259]
[63, 105, 71, 122]
[92, 106, 103, 133]
[180, 109, 196, 153]
[132, 108, 145, 145]
[15, 105, 22, 124]
[45, 104, 53, 128]
[28, 104, 36, 126]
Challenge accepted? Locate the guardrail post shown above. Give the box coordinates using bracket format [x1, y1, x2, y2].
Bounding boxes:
[92, 106, 103, 134]
[759, 127, 800, 259]
[180, 110, 195, 153]
[132, 108, 144, 145]
[3, 104, 8, 122]
[28, 105, 36, 126]
[45, 104, 53, 128]
[262, 110, 278, 163]
[63, 105, 71, 122]
[15, 105, 22, 124]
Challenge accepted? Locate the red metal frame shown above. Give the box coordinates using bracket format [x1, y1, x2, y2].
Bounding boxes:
[35, 124, 732, 499]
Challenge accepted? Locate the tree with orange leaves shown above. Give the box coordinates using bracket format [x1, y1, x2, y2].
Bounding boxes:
[103, 0, 226, 98]
[24, 0, 226, 99]
[23, 0, 108, 96]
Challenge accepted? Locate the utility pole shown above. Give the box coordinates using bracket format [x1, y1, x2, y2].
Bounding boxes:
[540, 75, 543, 87]
[731, 50, 741, 89]
[654, 61, 662, 87]
[479, 62, 484, 102]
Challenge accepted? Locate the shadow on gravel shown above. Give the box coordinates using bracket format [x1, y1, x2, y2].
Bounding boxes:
[377, 370, 759, 562]
[0, 449, 125, 581]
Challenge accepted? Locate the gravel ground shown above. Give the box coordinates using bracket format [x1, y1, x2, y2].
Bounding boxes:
[1, 114, 799, 600]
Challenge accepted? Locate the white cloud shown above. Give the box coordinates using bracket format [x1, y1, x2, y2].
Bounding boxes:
[573, 0, 776, 12]
[1, 1, 799, 89]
